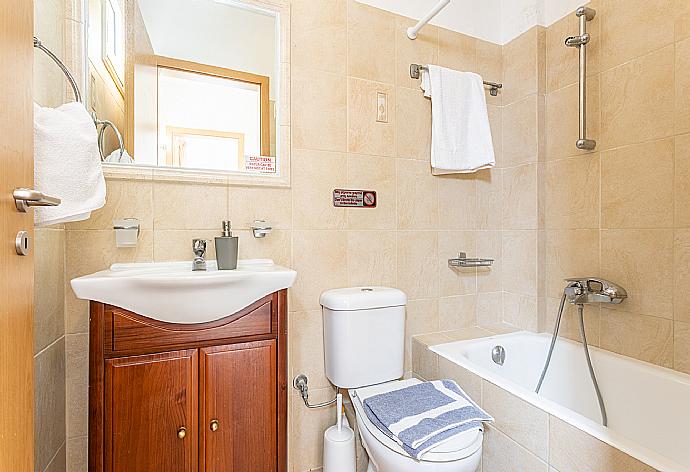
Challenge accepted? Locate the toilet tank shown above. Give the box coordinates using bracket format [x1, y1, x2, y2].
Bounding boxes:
[320, 287, 406, 389]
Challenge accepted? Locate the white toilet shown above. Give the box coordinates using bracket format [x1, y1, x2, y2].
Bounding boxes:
[320, 287, 483, 472]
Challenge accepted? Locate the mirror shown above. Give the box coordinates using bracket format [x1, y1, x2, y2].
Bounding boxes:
[87, 0, 285, 179]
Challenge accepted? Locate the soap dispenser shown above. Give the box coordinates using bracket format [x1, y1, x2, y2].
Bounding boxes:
[215, 220, 238, 270]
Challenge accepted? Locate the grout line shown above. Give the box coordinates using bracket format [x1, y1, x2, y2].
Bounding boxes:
[34, 334, 65, 359]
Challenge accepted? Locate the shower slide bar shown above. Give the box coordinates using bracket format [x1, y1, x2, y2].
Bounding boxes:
[565, 6, 597, 151]
[410, 63, 503, 97]
[406, 0, 450, 40]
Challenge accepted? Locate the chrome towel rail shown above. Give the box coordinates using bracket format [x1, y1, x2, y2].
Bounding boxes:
[448, 252, 494, 268]
[410, 64, 503, 96]
[565, 6, 596, 151]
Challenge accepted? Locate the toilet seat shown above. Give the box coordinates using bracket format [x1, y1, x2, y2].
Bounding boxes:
[350, 378, 483, 463]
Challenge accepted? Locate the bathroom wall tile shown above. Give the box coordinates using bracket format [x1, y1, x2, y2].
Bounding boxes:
[439, 295, 477, 331]
[65, 334, 88, 439]
[66, 436, 87, 472]
[544, 154, 600, 230]
[599, 46, 674, 150]
[289, 310, 328, 389]
[438, 231, 477, 297]
[346, 154, 396, 230]
[396, 159, 439, 230]
[396, 231, 439, 300]
[502, 164, 538, 230]
[395, 18, 438, 89]
[291, 68, 347, 152]
[292, 149, 347, 230]
[289, 389, 337, 472]
[601, 139, 674, 229]
[502, 28, 541, 106]
[477, 291, 503, 326]
[68, 180, 153, 230]
[437, 174, 476, 230]
[599, 0, 674, 71]
[599, 308, 673, 367]
[673, 230, 690, 323]
[546, 14, 578, 93]
[290, 0, 346, 74]
[227, 186, 292, 231]
[234, 229, 292, 268]
[502, 292, 538, 332]
[153, 182, 228, 230]
[675, 38, 690, 134]
[502, 231, 537, 296]
[347, 78, 396, 157]
[549, 415, 656, 472]
[153, 230, 220, 262]
[34, 337, 66, 472]
[482, 380, 548, 460]
[477, 231, 502, 293]
[34, 229, 65, 354]
[674, 321, 690, 374]
[438, 29, 476, 73]
[45, 443, 66, 472]
[443, 326, 494, 342]
[543, 297, 601, 346]
[291, 230, 348, 312]
[502, 95, 539, 167]
[545, 230, 600, 299]
[545, 78, 600, 160]
[405, 299, 440, 372]
[476, 169, 502, 230]
[346, 230, 396, 287]
[676, 12, 690, 41]
[438, 357, 482, 402]
[600, 229, 674, 319]
[411, 336, 442, 380]
[487, 105, 503, 164]
[476, 40, 503, 106]
[347, 0, 396, 84]
[395, 86, 431, 160]
[483, 425, 548, 472]
[675, 133, 690, 227]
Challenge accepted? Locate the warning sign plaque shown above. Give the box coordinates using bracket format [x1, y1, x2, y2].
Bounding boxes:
[333, 189, 377, 208]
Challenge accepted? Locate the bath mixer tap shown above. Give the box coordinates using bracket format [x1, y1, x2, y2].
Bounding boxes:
[563, 278, 627, 305]
[192, 239, 209, 271]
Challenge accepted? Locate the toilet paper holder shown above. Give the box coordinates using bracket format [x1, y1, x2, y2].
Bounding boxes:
[113, 218, 140, 247]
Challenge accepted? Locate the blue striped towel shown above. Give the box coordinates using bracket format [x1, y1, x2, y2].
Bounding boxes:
[362, 379, 493, 460]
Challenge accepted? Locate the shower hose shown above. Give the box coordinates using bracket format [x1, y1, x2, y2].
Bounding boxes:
[534, 294, 608, 426]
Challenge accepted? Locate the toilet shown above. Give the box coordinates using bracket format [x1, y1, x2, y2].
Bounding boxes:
[320, 287, 483, 472]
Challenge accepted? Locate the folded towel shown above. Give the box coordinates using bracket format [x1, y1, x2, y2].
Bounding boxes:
[363, 379, 493, 460]
[34, 102, 106, 226]
[421, 65, 495, 175]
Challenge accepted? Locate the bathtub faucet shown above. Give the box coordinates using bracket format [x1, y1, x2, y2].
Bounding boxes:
[563, 278, 627, 305]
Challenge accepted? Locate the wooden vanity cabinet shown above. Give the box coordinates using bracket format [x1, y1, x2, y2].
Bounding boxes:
[89, 290, 288, 472]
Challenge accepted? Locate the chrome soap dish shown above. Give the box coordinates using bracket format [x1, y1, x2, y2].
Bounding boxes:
[448, 252, 494, 268]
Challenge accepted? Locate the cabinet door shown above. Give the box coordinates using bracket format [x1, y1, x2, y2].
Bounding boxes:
[105, 349, 198, 472]
[200, 340, 277, 472]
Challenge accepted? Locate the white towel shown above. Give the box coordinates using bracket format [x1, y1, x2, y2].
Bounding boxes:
[421, 65, 495, 175]
[34, 102, 106, 226]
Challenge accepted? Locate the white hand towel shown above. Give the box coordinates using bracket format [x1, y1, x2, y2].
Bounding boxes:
[33, 102, 106, 226]
[421, 65, 495, 175]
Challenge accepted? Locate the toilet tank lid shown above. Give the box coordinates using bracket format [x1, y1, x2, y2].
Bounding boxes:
[320, 287, 407, 311]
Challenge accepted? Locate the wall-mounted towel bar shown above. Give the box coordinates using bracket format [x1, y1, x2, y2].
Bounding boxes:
[448, 252, 494, 268]
[410, 64, 503, 96]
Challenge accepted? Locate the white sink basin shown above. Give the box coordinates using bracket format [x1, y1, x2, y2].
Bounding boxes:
[71, 259, 297, 324]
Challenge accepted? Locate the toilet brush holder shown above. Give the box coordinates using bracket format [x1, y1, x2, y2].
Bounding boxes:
[323, 393, 356, 472]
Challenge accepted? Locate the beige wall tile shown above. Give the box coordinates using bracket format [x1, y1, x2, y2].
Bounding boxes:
[347, 78, 396, 157]
[676, 12, 690, 41]
[675, 133, 690, 227]
[395, 18, 438, 89]
[483, 380, 548, 460]
[396, 231, 439, 300]
[227, 186, 292, 231]
[347, 0, 395, 83]
[502, 292, 538, 331]
[34, 229, 65, 354]
[502, 28, 541, 105]
[411, 337, 440, 380]
[673, 230, 690, 323]
[601, 139, 674, 228]
[477, 39, 503, 106]
[476, 169, 502, 230]
[153, 182, 228, 230]
[346, 154, 396, 230]
[438, 357, 482, 401]
[34, 337, 66, 472]
[503, 95, 539, 167]
[487, 105, 503, 164]
[438, 295, 477, 331]
[600, 46, 674, 150]
[502, 164, 538, 230]
[675, 37, 690, 134]
[292, 68, 347, 152]
[543, 298, 601, 346]
[483, 425, 548, 472]
[346, 230, 396, 287]
[502, 231, 537, 296]
[44, 444, 66, 472]
[234, 229, 292, 267]
[438, 231, 477, 297]
[291, 0, 346, 74]
[477, 292, 503, 326]
[292, 149, 347, 230]
[549, 415, 656, 472]
[601, 229, 673, 319]
[544, 154, 600, 230]
[599, 0, 674, 71]
[153, 229, 218, 262]
[405, 299, 440, 371]
[66, 436, 87, 472]
[396, 159, 439, 230]
[438, 29, 476, 73]
[545, 230, 599, 299]
[291, 230, 348, 312]
[65, 334, 88, 439]
[600, 308, 673, 367]
[438, 174, 476, 230]
[546, 14, 578, 93]
[395, 86, 431, 160]
[68, 180, 153, 230]
[289, 310, 329, 389]
[477, 230, 502, 293]
[674, 321, 690, 374]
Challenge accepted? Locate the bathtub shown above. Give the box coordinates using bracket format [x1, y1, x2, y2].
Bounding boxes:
[430, 331, 690, 471]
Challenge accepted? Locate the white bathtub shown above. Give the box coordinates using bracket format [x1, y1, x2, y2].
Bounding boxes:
[431, 331, 690, 472]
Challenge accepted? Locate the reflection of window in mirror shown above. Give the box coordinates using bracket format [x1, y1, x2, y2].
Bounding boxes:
[155, 58, 273, 173]
[103, 0, 125, 94]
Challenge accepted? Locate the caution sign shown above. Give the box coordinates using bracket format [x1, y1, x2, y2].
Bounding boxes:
[333, 189, 377, 208]
[244, 155, 277, 173]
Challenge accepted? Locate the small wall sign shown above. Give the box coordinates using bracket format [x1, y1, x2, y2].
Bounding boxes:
[333, 189, 377, 208]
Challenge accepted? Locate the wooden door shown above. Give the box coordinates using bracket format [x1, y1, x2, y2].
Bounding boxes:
[200, 340, 277, 472]
[0, 0, 35, 470]
[105, 350, 198, 472]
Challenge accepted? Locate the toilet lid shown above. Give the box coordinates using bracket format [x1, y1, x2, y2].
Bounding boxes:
[350, 378, 483, 462]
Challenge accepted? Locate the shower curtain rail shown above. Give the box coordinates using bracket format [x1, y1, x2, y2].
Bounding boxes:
[407, 0, 451, 40]
[410, 63, 503, 96]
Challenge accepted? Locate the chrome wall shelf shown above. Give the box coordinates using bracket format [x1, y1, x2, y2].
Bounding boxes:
[448, 252, 494, 268]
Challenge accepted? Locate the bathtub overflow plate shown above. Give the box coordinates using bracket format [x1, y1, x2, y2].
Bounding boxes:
[492, 345, 506, 366]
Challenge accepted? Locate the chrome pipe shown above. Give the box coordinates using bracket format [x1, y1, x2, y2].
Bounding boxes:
[566, 7, 596, 151]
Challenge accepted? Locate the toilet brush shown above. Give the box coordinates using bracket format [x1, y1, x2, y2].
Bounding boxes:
[323, 393, 356, 472]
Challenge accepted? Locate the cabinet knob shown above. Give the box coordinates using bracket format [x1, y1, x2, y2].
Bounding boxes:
[177, 427, 187, 439]
[210, 419, 220, 432]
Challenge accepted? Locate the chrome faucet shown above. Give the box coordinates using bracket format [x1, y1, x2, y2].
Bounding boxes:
[563, 278, 627, 305]
[192, 239, 209, 271]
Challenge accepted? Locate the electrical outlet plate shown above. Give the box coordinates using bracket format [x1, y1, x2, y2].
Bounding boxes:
[376, 92, 388, 123]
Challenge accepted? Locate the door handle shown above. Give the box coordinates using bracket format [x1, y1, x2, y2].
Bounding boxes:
[13, 188, 61, 212]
